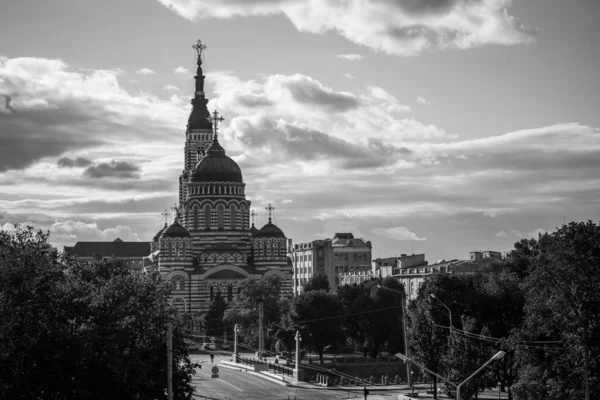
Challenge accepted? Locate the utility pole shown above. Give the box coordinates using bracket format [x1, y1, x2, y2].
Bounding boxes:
[258, 302, 264, 356]
[234, 324, 240, 362]
[167, 322, 173, 400]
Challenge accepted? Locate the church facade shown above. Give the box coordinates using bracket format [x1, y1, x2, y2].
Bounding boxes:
[146, 41, 293, 316]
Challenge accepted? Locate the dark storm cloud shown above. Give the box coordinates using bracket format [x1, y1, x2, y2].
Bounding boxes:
[0, 107, 104, 172]
[0, 56, 187, 172]
[57, 157, 93, 168]
[232, 115, 413, 170]
[83, 161, 141, 179]
[283, 76, 360, 112]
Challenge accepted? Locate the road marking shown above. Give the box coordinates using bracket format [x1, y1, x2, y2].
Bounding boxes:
[216, 377, 244, 392]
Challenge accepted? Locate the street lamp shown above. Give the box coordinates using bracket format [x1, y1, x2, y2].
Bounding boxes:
[377, 284, 411, 388]
[456, 351, 505, 400]
[233, 324, 240, 362]
[430, 293, 453, 332]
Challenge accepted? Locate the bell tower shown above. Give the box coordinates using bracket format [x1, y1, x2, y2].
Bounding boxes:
[180, 39, 215, 211]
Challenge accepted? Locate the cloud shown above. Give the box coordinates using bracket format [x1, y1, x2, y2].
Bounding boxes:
[57, 157, 93, 168]
[343, 73, 354, 79]
[337, 54, 363, 61]
[50, 220, 141, 243]
[174, 66, 190, 74]
[0, 56, 186, 171]
[135, 68, 156, 75]
[494, 230, 508, 237]
[417, 96, 432, 105]
[163, 84, 180, 91]
[371, 227, 427, 241]
[509, 228, 546, 239]
[83, 160, 141, 179]
[156, 0, 535, 55]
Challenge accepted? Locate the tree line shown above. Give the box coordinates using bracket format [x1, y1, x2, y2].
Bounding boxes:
[0, 226, 197, 400]
[407, 221, 600, 400]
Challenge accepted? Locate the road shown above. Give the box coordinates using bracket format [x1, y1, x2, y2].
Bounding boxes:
[190, 354, 394, 400]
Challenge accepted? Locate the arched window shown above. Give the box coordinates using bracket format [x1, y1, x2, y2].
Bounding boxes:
[217, 205, 224, 229]
[230, 205, 237, 230]
[240, 205, 247, 229]
[193, 204, 199, 229]
[204, 205, 211, 230]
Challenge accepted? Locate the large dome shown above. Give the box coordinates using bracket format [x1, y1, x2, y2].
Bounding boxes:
[190, 138, 243, 183]
[161, 220, 190, 238]
[256, 222, 286, 238]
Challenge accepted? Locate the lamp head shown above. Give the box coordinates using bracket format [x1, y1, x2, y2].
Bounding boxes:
[491, 351, 506, 361]
[430, 293, 436, 299]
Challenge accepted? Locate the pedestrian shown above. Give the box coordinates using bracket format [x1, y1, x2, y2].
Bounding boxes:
[210, 353, 214, 364]
[363, 386, 369, 400]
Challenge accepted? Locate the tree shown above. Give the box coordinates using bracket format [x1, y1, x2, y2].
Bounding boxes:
[513, 221, 600, 400]
[442, 318, 497, 400]
[291, 290, 344, 363]
[337, 278, 404, 358]
[0, 226, 196, 400]
[205, 290, 228, 338]
[406, 297, 448, 398]
[224, 275, 282, 350]
[302, 272, 330, 292]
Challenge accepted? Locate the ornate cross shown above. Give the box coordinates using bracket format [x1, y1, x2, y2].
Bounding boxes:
[265, 203, 275, 223]
[192, 39, 207, 60]
[250, 210, 256, 226]
[209, 109, 225, 139]
[171, 203, 180, 222]
[161, 209, 170, 225]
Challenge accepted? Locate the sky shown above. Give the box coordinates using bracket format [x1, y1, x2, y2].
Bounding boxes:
[1, 0, 599, 262]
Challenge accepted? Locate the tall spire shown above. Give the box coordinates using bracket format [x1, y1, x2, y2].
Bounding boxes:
[251, 210, 256, 227]
[187, 39, 212, 131]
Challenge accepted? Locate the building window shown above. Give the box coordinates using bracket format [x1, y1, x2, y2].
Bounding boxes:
[210, 286, 214, 300]
[217, 205, 224, 229]
[230, 205, 237, 230]
[227, 286, 233, 301]
[204, 205, 211, 230]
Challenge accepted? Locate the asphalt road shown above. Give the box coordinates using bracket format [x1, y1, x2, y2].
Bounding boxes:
[190, 354, 392, 400]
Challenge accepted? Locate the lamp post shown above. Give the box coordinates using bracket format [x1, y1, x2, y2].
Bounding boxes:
[377, 284, 411, 388]
[430, 293, 453, 332]
[293, 331, 305, 382]
[234, 324, 240, 363]
[395, 353, 456, 390]
[456, 351, 505, 400]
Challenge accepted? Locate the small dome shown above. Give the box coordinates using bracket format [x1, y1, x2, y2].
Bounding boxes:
[250, 223, 259, 237]
[256, 222, 285, 238]
[153, 223, 167, 242]
[190, 138, 243, 183]
[161, 220, 190, 239]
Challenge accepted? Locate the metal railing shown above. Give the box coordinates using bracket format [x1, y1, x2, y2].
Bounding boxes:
[267, 362, 294, 378]
[236, 355, 265, 366]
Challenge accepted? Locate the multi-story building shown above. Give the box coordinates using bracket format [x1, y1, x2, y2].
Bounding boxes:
[391, 251, 502, 300]
[292, 233, 371, 294]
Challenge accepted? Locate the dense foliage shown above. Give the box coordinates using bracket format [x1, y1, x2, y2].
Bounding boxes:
[0, 226, 196, 400]
[407, 221, 600, 400]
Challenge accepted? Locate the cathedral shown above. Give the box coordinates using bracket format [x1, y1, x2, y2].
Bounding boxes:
[148, 40, 294, 315]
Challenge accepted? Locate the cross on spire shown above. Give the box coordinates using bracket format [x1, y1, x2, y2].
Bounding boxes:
[192, 39, 207, 63]
[251, 210, 256, 227]
[171, 203, 180, 222]
[265, 203, 275, 224]
[209, 110, 225, 139]
[161, 209, 170, 226]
